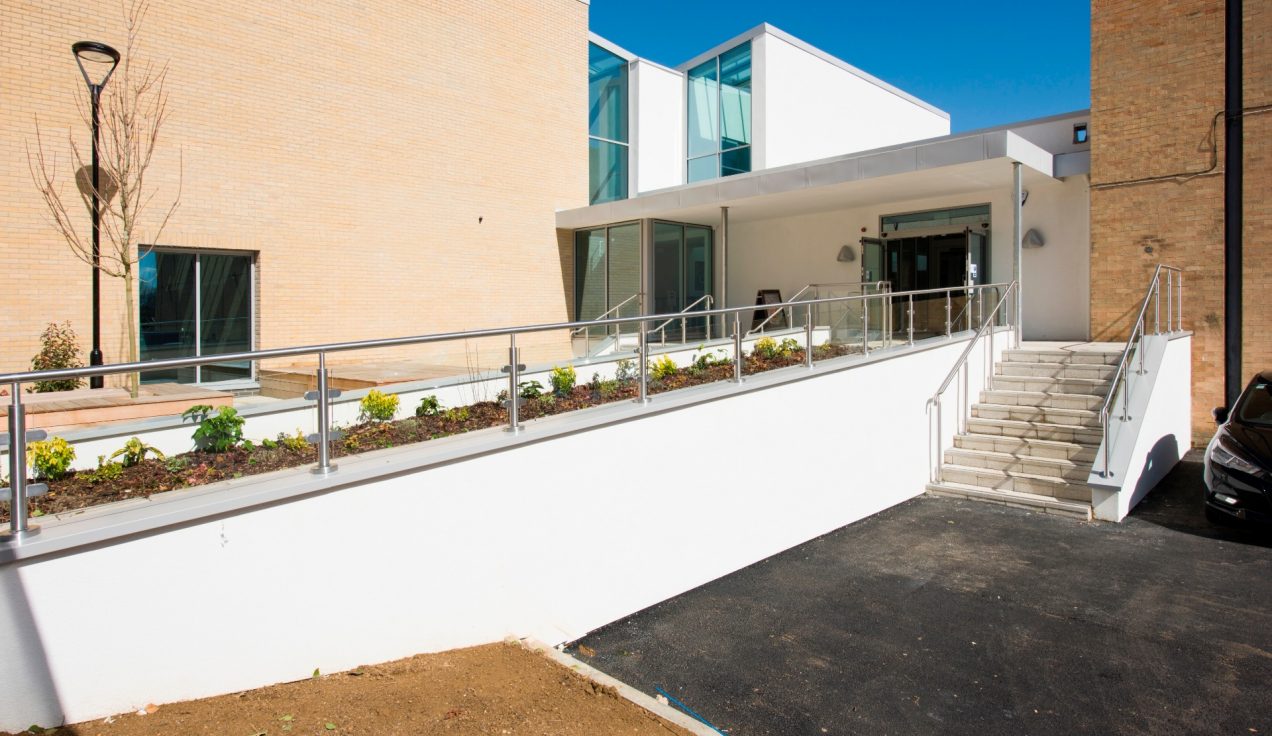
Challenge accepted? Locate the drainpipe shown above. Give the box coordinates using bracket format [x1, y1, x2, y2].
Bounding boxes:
[1013, 161, 1023, 345]
[1224, 0, 1243, 407]
[720, 206, 729, 339]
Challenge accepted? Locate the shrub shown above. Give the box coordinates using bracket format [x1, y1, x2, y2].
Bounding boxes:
[416, 394, 442, 417]
[164, 456, 188, 474]
[778, 338, 801, 357]
[27, 437, 75, 480]
[183, 404, 245, 453]
[549, 365, 577, 397]
[108, 437, 165, 467]
[598, 379, 620, 398]
[650, 355, 679, 381]
[518, 380, 545, 400]
[615, 359, 636, 383]
[358, 389, 399, 423]
[441, 406, 471, 423]
[753, 337, 780, 360]
[691, 348, 730, 373]
[30, 321, 84, 393]
[86, 456, 124, 484]
[279, 429, 310, 453]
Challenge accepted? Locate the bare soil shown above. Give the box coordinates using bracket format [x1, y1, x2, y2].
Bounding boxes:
[1, 642, 692, 736]
[4, 343, 861, 523]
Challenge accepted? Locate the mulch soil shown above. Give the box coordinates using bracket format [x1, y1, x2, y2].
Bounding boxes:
[3, 344, 862, 523]
[0, 642, 693, 736]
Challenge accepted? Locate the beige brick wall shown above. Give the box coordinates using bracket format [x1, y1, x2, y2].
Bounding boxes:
[0, 0, 588, 381]
[1090, 0, 1269, 444]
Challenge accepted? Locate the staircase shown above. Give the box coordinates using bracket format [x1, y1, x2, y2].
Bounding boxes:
[926, 347, 1121, 521]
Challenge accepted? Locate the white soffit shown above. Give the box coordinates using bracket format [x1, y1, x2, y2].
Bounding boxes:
[556, 131, 1055, 228]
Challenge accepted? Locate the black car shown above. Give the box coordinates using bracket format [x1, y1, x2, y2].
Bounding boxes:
[1205, 372, 1272, 524]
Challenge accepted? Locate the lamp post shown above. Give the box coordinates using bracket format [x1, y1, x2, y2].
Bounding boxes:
[72, 41, 120, 389]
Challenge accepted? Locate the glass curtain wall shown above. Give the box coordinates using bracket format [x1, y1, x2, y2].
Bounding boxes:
[139, 249, 254, 384]
[687, 41, 751, 182]
[574, 222, 641, 332]
[589, 42, 629, 204]
[652, 222, 713, 340]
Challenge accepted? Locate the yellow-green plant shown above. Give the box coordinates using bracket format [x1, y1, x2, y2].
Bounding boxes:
[753, 336, 780, 360]
[27, 437, 75, 480]
[358, 389, 399, 423]
[109, 436, 165, 467]
[650, 355, 679, 381]
[549, 365, 577, 397]
[279, 429, 310, 453]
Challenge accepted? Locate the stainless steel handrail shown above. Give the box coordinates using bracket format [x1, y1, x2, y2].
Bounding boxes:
[748, 281, 890, 336]
[1096, 265, 1183, 477]
[927, 282, 1019, 484]
[650, 295, 714, 346]
[0, 281, 1013, 543]
[569, 292, 642, 349]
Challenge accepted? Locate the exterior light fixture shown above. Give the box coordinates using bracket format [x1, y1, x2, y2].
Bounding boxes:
[72, 40, 121, 388]
[1023, 228, 1046, 248]
[836, 245, 856, 262]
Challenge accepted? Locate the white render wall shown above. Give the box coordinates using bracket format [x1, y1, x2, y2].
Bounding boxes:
[725, 175, 1091, 341]
[0, 335, 1001, 732]
[632, 60, 685, 193]
[756, 32, 950, 170]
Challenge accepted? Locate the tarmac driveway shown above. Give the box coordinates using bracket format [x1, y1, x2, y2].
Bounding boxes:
[569, 451, 1272, 735]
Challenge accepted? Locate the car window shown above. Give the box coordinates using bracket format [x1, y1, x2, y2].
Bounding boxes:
[1236, 380, 1272, 427]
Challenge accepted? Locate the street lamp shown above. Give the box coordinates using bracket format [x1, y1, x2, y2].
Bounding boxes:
[72, 40, 120, 389]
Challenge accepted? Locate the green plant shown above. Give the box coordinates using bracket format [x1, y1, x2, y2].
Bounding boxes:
[815, 341, 836, 359]
[598, 378, 620, 398]
[27, 437, 75, 480]
[549, 365, 577, 397]
[163, 456, 188, 474]
[518, 380, 545, 400]
[260, 437, 279, 450]
[358, 389, 399, 423]
[442, 406, 471, 423]
[416, 394, 442, 417]
[778, 337, 801, 357]
[649, 355, 679, 381]
[615, 359, 636, 383]
[691, 348, 730, 373]
[279, 429, 310, 453]
[184, 404, 245, 452]
[86, 456, 124, 484]
[29, 321, 84, 393]
[108, 436, 165, 467]
[753, 337, 780, 360]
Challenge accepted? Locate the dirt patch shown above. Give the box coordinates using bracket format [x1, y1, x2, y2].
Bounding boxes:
[4, 342, 862, 523]
[3, 642, 692, 736]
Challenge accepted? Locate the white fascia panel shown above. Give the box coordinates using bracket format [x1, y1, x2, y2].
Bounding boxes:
[1004, 132, 1054, 177]
[632, 60, 685, 193]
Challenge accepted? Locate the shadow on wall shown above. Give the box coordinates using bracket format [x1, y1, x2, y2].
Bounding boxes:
[1128, 433, 1182, 512]
[0, 564, 65, 731]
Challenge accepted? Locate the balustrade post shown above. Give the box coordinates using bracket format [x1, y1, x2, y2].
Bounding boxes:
[805, 303, 815, 368]
[733, 313, 744, 383]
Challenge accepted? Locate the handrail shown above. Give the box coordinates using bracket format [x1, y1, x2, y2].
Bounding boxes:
[927, 281, 1019, 483]
[651, 294, 714, 345]
[748, 281, 890, 336]
[1096, 265, 1184, 477]
[570, 292, 642, 338]
[0, 281, 1012, 542]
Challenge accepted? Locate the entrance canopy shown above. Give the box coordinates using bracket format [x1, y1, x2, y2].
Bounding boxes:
[557, 128, 1066, 230]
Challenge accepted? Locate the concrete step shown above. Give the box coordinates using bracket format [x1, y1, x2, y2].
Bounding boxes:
[955, 433, 1098, 462]
[990, 375, 1113, 396]
[973, 403, 1102, 428]
[1003, 349, 1123, 366]
[981, 389, 1105, 411]
[966, 417, 1104, 445]
[926, 481, 1093, 520]
[944, 447, 1091, 482]
[997, 361, 1117, 380]
[939, 464, 1094, 503]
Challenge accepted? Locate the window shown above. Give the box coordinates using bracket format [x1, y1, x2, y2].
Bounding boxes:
[687, 41, 751, 182]
[138, 248, 255, 384]
[589, 42, 629, 204]
[881, 204, 990, 233]
[1072, 123, 1088, 144]
[574, 222, 640, 325]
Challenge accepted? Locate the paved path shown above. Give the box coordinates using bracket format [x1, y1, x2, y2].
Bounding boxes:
[571, 451, 1272, 735]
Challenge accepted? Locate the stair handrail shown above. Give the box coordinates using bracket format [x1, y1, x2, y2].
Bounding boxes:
[650, 294, 714, 346]
[927, 281, 1019, 483]
[748, 284, 814, 336]
[570, 292, 643, 348]
[1096, 264, 1184, 477]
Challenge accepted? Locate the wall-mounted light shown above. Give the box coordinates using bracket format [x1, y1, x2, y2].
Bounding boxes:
[836, 245, 856, 262]
[1023, 228, 1046, 248]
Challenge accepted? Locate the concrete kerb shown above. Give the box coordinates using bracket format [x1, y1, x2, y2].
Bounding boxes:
[522, 639, 720, 736]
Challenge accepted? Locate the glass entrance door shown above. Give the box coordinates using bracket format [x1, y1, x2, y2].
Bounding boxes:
[652, 221, 713, 341]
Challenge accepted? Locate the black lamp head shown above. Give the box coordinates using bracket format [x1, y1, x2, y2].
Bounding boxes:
[72, 41, 121, 88]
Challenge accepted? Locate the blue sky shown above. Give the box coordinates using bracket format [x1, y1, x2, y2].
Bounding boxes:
[589, 1, 1090, 132]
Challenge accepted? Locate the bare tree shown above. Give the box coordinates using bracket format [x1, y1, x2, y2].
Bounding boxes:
[28, 0, 180, 396]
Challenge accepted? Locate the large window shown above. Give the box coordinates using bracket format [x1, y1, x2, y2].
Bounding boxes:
[687, 41, 751, 182]
[139, 248, 255, 384]
[574, 222, 640, 325]
[589, 42, 629, 204]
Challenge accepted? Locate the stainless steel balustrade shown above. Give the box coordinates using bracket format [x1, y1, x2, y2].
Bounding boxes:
[748, 281, 890, 337]
[928, 282, 1020, 484]
[570, 292, 642, 354]
[0, 282, 1012, 543]
[1096, 265, 1184, 477]
[650, 294, 714, 346]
